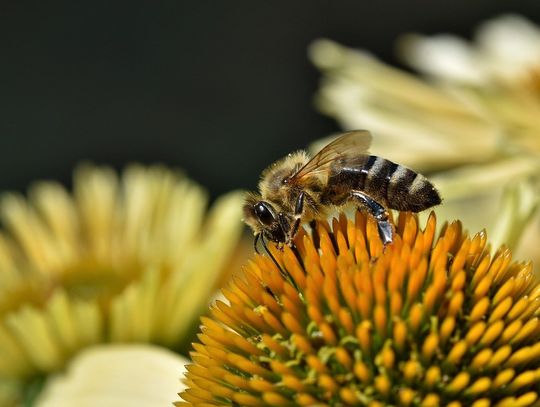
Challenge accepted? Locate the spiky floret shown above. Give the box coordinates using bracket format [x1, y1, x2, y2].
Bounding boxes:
[180, 211, 540, 407]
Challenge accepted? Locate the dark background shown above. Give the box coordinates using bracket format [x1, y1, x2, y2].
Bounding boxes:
[1, 1, 539, 199]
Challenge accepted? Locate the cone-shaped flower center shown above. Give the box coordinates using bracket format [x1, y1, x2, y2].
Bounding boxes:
[181, 211, 539, 406]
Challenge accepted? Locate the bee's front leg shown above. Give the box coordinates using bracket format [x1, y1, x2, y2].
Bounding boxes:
[277, 212, 292, 249]
[285, 191, 306, 247]
[350, 191, 393, 245]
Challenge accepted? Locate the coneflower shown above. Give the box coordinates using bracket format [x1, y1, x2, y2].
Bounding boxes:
[180, 211, 539, 406]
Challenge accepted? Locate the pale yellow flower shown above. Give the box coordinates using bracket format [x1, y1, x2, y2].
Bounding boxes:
[309, 39, 502, 171]
[0, 164, 244, 404]
[309, 21, 540, 269]
[400, 14, 540, 156]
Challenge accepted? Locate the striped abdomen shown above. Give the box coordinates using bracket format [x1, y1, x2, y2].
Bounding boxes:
[325, 155, 441, 212]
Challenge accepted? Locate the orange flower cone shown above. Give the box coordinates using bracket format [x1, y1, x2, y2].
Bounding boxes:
[180, 211, 539, 406]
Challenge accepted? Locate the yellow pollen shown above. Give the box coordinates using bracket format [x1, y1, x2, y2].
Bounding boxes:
[479, 320, 505, 346]
[393, 319, 408, 350]
[262, 392, 290, 406]
[466, 321, 486, 345]
[282, 375, 305, 392]
[409, 302, 424, 332]
[471, 348, 493, 370]
[488, 345, 513, 369]
[447, 371, 470, 393]
[466, 377, 491, 395]
[399, 388, 415, 405]
[318, 373, 338, 394]
[356, 322, 372, 354]
[507, 296, 531, 321]
[421, 333, 439, 360]
[354, 361, 371, 383]
[378, 345, 395, 370]
[471, 399, 491, 407]
[339, 387, 358, 404]
[515, 391, 538, 406]
[403, 360, 421, 381]
[489, 296, 513, 322]
[470, 297, 490, 322]
[374, 374, 391, 396]
[508, 370, 537, 392]
[421, 393, 440, 406]
[335, 347, 353, 370]
[493, 368, 516, 388]
[439, 316, 456, 343]
[424, 366, 441, 388]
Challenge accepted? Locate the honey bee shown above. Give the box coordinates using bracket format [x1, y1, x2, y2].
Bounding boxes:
[243, 130, 441, 249]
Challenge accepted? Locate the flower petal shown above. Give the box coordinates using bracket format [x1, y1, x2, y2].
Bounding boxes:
[37, 344, 188, 407]
[399, 33, 488, 84]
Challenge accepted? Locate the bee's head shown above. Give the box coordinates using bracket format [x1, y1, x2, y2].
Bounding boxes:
[243, 193, 287, 244]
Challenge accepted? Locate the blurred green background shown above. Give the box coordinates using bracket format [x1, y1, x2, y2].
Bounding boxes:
[0, 0, 539, 198]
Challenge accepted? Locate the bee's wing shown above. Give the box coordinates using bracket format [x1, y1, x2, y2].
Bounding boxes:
[289, 130, 372, 181]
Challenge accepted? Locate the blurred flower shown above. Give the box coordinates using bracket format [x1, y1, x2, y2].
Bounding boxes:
[0, 164, 244, 404]
[180, 211, 540, 406]
[400, 15, 540, 88]
[37, 344, 188, 407]
[399, 14, 540, 156]
[309, 16, 540, 268]
[309, 39, 502, 171]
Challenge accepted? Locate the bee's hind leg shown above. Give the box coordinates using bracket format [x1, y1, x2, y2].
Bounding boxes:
[350, 191, 393, 245]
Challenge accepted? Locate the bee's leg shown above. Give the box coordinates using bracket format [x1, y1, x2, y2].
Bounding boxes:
[289, 220, 300, 246]
[295, 191, 305, 216]
[260, 233, 272, 259]
[350, 191, 393, 245]
[254, 233, 261, 254]
[278, 212, 290, 244]
[260, 233, 268, 253]
[260, 233, 290, 280]
[287, 191, 305, 246]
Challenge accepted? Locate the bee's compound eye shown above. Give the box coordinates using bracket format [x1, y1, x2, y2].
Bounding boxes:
[254, 202, 275, 226]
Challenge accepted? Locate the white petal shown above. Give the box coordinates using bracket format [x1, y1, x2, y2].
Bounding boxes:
[477, 14, 540, 80]
[37, 344, 188, 407]
[400, 34, 488, 84]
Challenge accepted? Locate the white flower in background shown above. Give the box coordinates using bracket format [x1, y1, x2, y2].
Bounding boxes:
[309, 15, 540, 269]
[36, 345, 188, 407]
[308, 39, 504, 171]
[400, 14, 540, 87]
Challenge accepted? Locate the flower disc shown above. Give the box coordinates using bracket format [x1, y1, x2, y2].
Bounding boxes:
[181, 211, 540, 406]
